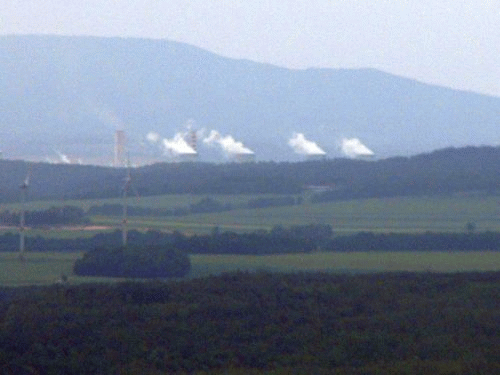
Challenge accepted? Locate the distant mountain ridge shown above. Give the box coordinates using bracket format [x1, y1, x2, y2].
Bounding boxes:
[1, 34, 500, 163]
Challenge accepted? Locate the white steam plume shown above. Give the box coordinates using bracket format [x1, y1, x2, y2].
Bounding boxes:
[183, 119, 205, 139]
[162, 133, 197, 155]
[146, 130, 197, 156]
[146, 131, 160, 144]
[203, 130, 254, 155]
[54, 149, 71, 164]
[203, 130, 220, 145]
[341, 138, 374, 158]
[288, 133, 326, 155]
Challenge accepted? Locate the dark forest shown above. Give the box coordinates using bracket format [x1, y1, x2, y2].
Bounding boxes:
[1, 272, 499, 373]
[1, 146, 500, 202]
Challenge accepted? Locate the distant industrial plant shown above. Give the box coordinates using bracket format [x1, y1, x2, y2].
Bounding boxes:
[5, 125, 374, 167]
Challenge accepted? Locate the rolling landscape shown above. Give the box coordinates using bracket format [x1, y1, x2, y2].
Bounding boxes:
[1, 35, 500, 373]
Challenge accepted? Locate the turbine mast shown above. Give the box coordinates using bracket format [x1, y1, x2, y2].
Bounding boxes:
[122, 157, 131, 246]
[19, 172, 30, 261]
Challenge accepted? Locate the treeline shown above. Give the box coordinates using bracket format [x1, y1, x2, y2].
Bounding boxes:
[0, 196, 302, 226]
[88, 196, 300, 217]
[73, 245, 191, 278]
[167, 229, 500, 254]
[87, 196, 234, 217]
[3, 146, 500, 202]
[0, 206, 89, 226]
[4, 226, 500, 254]
[1, 272, 499, 373]
[176, 224, 334, 254]
[331, 231, 500, 251]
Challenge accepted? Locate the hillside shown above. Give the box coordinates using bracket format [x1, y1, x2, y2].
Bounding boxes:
[0, 145, 500, 204]
[1, 35, 500, 163]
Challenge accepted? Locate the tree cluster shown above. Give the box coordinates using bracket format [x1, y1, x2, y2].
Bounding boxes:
[73, 245, 190, 278]
[0, 206, 88, 226]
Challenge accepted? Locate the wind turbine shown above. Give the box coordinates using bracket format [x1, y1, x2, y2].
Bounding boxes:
[121, 156, 132, 247]
[19, 168, 31, 261]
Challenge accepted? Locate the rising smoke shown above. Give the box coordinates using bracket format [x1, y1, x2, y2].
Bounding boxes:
[203, 130, 254, 155]
[288, 133, 326, 155]
[341, 138, 374, 158]
[44, 150, 82, 164]
[146, 131, 197, 156]
[146, 131, 160, 144]
[163, 133, 197, 155]
[54, 150, 71, 164]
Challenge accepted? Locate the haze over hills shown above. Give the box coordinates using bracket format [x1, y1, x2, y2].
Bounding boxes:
[1, 35, 500, 164]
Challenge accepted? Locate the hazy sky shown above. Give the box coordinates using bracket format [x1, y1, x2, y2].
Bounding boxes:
[2, 1, 499, 97]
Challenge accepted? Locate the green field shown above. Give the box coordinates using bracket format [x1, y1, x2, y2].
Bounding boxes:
[1, 193, 500, 238]
[2, 251, 500, 286]
[190, 251, 500, 276]
[89, 194, 500, 235]
[0, 193, 284, 212]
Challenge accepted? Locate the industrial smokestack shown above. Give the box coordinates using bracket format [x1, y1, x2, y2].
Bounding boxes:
[185, 119, 198, 154]
[189, 129, 198, 153]
[114, 130, 126, 167]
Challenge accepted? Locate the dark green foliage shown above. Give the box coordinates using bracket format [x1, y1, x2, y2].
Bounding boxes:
[87, 197, 233, 217]
[0, 230, 174, 253]
[87, 203, 174, 217]
[173, 224, 334, 254]
[73, 245, 191, 278]
[328, 231, 500, 251]
[1, 272, 500, 373]
[0, 206, 89, 226]
[189, 196, 232, 213]
[466, 221, 476, 234]
[3, 146, 500, 203]
[4, 226, 500, 254]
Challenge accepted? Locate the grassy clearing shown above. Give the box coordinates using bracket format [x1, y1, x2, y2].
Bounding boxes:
[0, 252, 134, 286]
[189, 251, 500, 277]
[3, 251, 500, 286]
[0, 252, 79, 286]
[0, 227, 114, 239]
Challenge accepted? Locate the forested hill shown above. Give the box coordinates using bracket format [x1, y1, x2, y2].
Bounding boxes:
[1, 145, 500, 203]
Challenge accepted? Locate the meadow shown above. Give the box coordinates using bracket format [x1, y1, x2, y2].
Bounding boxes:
[0, 193, 281, 212]
[1, 193, 499, 237]
[88, 194, 500, 234]
[1, 193, 500, 286]
[3, 251, 500, 287]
